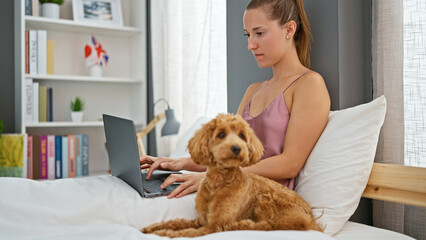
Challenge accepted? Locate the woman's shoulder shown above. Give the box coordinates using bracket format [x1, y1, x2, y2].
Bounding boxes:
[293, 70, 327, 93]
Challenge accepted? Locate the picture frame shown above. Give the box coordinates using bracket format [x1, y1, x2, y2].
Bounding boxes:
[72, 0, 123, 26]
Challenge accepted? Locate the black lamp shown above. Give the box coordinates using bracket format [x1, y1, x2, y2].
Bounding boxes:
[136, 98, 180, 156]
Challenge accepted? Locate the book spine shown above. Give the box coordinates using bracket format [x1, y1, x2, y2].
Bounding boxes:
[75, 135, 83, 177]
[39, 136, 48, 179]
[32, 0, 39, 16]
[32, 82, 39, 123]
[25, 30, 29, 74]
[27, 135, 33, 179]
[55, 135, 62, 179]
[22, 135, 28, 178]
[47, 40, 54, 75]
[37, 30, 47, 76]
[25, 0, 32, 16]
[29, 30, 37, 75]
[62, 136, 69, 178]
[39, 85, 47, 122]
[82, 134, 89, 176]
[47, 87, 53, 122]
[68, 135, 76, 178]
[32, 136, 40, 179]
[25, 78, 34, 124]
[47, 135, 55, 180]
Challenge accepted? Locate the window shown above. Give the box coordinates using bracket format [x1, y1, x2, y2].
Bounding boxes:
[403, 0, 426, 167]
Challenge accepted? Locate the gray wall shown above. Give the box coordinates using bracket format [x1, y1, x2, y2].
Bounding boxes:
[0, 0, 15, 133]
[226, 0, 372, 225]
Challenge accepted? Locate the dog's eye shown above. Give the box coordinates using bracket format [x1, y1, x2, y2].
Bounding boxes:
[239, 133, 245, 140]
[218, 132, 226, 139]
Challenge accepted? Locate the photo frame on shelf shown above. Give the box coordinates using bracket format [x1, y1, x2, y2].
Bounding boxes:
[72, 0, 123, 26]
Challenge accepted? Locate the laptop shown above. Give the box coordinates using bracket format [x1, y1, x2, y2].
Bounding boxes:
[103, 114, 181, 197]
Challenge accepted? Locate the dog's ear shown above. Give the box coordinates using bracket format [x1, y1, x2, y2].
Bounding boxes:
[187, 119, 216, 166]
[243, 126, 264, 167]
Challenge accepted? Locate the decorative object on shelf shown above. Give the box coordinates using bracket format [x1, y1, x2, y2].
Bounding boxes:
[70, 96, 85, 122]
[72, 0, 123, 26]
[84, 35, 108, 77]
[0, 134, 27, 177]
[136, 98, 180, 156]
[40, 0, 64, 19]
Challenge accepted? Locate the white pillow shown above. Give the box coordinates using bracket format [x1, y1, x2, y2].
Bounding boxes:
[169, 116, 213, 159]
[295, 95, 387, 235]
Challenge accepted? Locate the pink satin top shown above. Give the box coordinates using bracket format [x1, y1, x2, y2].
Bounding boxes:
[241, 70, 309, 190]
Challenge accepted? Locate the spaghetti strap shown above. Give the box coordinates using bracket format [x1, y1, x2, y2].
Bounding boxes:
[283, 69, 310, 93]
[248, 81, 268, 102]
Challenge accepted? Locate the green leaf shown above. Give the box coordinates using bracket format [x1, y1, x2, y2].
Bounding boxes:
[39, 0, 65, 5]
[70, 97, 85, 112]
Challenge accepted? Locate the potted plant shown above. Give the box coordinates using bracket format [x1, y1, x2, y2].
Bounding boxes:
[70, 97, 84, 122]
[40, 0, 65, 19]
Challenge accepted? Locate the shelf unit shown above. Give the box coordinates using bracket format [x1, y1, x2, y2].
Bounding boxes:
[14, 0, 147, 175]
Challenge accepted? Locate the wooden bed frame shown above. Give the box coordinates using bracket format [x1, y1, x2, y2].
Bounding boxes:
[362, 163, 426, 207]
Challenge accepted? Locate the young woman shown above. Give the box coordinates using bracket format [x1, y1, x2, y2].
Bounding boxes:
[140, 0, 330, 199]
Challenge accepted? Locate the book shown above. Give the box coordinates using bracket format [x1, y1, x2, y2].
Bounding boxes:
[82, 134, 89, 176]
[62, 136, 68, 178]
[47, 40, 54, 75]
[39, 135, 48, 179]
[55, 135, 62, 179]
[75, 135, 83, 177]
[33, 82, 39, 123]
[25, 30, 29, 74]
[47, 135, 55, 179]
[37, 30, 47, 75]
[29, 30, 37, 75]
[32, 136, 40, 179]
[0, 134, 28, 177]
[27, 136, 33, 179]
[39, 85, 47, 122]
[32, 0, 39, 16]
[47, 87, 53, 122]
[25, 0, 32, 16]
[25, 78, 34, 124]
[68, 135, 76, 178]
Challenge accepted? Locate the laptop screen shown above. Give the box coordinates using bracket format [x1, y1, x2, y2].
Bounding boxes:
[103, 114, 144, 196]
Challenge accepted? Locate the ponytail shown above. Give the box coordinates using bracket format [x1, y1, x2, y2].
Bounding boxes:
[294, 0, 312, 68]
[247, 0, 312, 67]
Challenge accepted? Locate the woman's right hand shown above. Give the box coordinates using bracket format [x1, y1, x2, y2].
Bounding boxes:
[140, 155, 185, 180]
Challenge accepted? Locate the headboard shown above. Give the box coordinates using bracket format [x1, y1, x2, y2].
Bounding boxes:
[362, 163, 426, 208]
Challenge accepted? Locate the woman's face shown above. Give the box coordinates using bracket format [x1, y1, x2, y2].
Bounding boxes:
[243, 8, 288, 68]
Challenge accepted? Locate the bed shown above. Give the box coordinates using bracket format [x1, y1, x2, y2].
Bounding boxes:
[0, 96, 422, 240]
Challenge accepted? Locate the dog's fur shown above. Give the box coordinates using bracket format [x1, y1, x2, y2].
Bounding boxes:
[141, 114, 323, 237]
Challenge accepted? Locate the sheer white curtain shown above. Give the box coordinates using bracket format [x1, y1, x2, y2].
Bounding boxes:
[403, 0, 426, 168]
[150, 0, 227, 157]
[372, 1, 425, 238]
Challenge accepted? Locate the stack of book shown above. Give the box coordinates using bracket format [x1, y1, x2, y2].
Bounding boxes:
[28, 134, 89, 179]
[25, 29, 54, 75]
[25, 79, 54, 123]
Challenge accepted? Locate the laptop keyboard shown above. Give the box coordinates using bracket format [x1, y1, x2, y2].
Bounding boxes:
[142, 178, 164, 193]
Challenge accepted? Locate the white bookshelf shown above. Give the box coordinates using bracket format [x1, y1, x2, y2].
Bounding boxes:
[14, 0, 147, 175]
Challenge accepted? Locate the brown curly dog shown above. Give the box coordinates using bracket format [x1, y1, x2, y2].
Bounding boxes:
[142, 113, 323, 237]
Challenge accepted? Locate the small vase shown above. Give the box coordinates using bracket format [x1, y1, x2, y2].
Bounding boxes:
[89, 65, 103, 77]
[71, 111, 83, 122]
[41, 3, 60, 19]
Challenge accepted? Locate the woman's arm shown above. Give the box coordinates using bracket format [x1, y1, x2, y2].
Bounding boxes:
[243, 72, 330, 180]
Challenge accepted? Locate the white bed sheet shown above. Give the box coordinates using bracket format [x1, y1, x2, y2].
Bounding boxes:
[335, 221, 415, 240]
[0, 175, 410, 240]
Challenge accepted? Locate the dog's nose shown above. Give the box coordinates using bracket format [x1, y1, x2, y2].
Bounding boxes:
[231, 145, 241, 155]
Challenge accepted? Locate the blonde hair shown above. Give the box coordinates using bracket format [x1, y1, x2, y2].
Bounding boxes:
[247, 0, 312, 68]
